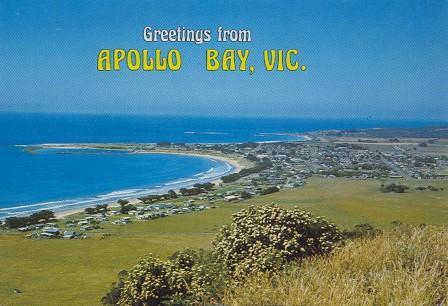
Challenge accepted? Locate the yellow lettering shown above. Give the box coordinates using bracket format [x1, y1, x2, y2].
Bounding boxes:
[127, 49, 140, 71]
[113, 49, 126, 70]
[142, 50, 154, 70]
[237, 50, 249, 70]
[222, 50, 235, 71]
[277, 50, 284, 71]
[206, 49, 220, 71]
[286, 49, 299, 70]
[155, 49, 167, 70]
[263, 50, 276, 71]
[97, 50, 111, 71]
[167, 49, 182, 71]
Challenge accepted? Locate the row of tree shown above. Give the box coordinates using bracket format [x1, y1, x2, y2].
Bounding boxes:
[178, 183, 215, 196]
[4, 210, 55, 229]
[84, 204, 109, 215]
[138, 190, 178, 204]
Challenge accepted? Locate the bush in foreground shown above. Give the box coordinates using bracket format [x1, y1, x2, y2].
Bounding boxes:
[102, 249, 228, 305]
[224, 225, 448, 305]
[103, 205, 342, 304]
[213, 204, 343, 279]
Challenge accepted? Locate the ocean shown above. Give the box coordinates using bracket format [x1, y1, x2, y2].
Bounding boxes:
[0, 112, 445, 218]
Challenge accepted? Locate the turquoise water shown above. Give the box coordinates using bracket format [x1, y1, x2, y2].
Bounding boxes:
[0, 113, 445, 218]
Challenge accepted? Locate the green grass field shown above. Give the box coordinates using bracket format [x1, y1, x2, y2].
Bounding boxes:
[1, 177, 447, 306]
[245, 177, 448, 228]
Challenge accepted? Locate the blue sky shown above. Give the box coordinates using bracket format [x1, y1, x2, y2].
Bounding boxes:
[0, 1, 447, 119]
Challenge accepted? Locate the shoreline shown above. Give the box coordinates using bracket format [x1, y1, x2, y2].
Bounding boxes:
[55, 151, 244, 218]
[1, 145, 246, 219]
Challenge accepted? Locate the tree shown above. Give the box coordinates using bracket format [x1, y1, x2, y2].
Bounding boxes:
[85, 204, 108, 215]
[85, 207, 96, 215]
[4, 210, 55, 229]
[96, 204, 109, 213]
[179, 187, 203, 196]
[168, 189, 178, 199]
[240, 191, 252, 199]
[117, 199, 129, 206]
[120, 203, 136, 214]
[260, 186, 280, 195]
[194, 182, 215, 191]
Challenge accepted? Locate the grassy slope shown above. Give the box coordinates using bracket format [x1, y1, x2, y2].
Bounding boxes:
[1, 177, 447, 305]
[224, 226, 448, 305]
[0, 206, 242, 306]
[245, 177, 448, 229]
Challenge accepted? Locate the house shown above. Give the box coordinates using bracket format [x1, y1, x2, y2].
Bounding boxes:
[18, 226, 31, 232]
[113, 217, 132, 225]
[224, 195, 239, 202]
[136, 214, 151, 220]
[41, 227, 60, 238]
[122, 217, 132, 223]
[63, 231, 76, 239]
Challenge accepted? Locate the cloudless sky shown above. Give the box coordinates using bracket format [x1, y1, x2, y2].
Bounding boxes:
[0, 0, 447, 119]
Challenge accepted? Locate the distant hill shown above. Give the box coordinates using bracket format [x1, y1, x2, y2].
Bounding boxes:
[326, 126, 448, 139]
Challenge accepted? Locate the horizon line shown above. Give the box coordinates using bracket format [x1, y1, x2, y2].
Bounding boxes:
[0, 110, 447, 122]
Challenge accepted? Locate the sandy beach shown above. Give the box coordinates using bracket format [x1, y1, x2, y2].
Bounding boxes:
[53, 149, 246, 219]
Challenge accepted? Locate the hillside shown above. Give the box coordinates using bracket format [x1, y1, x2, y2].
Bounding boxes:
[225, 226, 448, 305]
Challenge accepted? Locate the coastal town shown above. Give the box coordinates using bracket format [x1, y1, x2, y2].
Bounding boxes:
[1, 127, 447, 239]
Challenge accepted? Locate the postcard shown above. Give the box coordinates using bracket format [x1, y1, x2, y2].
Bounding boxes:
[1, 1, 447, 305]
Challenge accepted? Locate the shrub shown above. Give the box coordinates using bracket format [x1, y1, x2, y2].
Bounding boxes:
[103, 249, 229, 305]
[170, 249, 229, 302]
[101, 270, 128, 305]
[260, 186, 280, 195]
[343, 223, 382, 239]
[213, 204, 342, 279]
[240, 191, 252, 199]
[380, 183, 409, 193]
[117, 254, 190, 306]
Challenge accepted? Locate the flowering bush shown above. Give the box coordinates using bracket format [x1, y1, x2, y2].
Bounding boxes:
[104, 249, 228, 305]
[213, 204, 343, 278]
[117, 254, 190, 305]
[104, 206, 342, 304]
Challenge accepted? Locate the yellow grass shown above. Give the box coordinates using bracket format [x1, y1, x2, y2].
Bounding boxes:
[224, 226, 448, 305]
